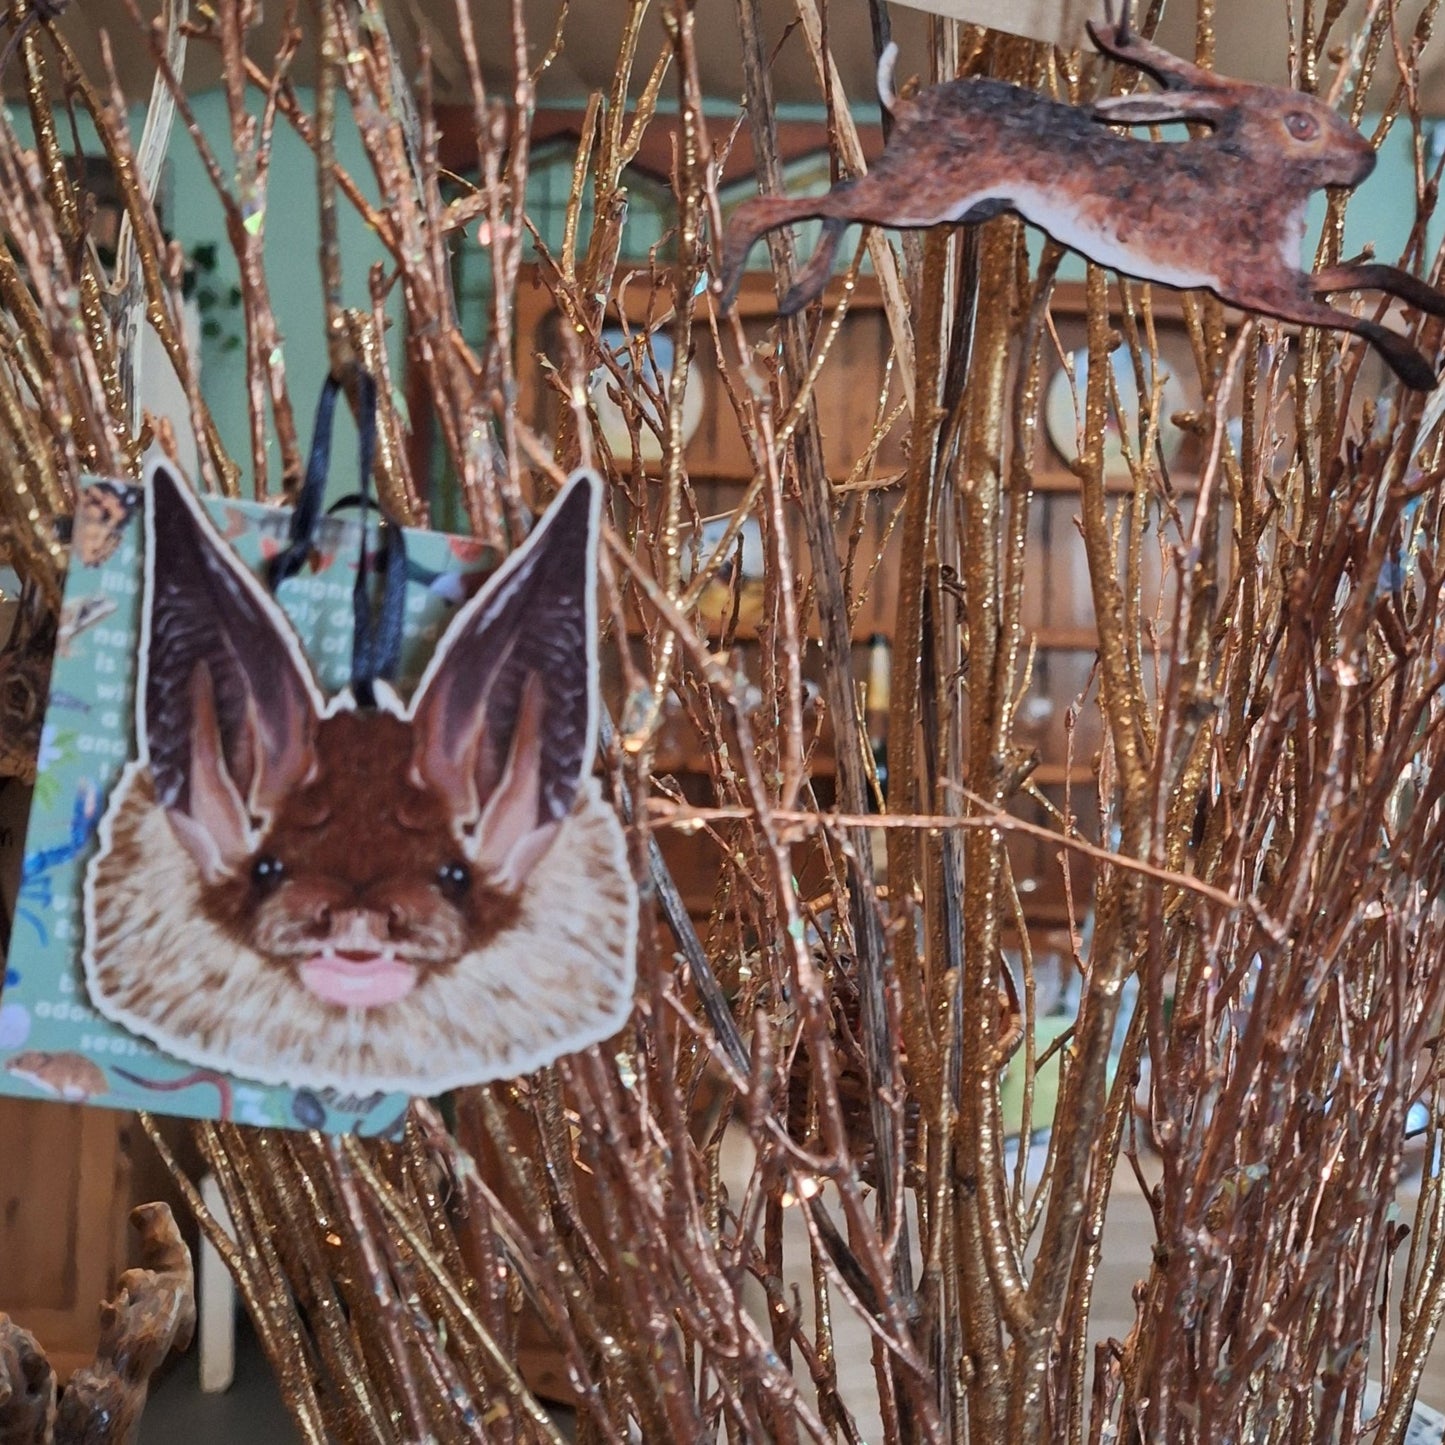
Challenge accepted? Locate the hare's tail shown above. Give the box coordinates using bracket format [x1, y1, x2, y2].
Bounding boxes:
[877, 42, 900, 115]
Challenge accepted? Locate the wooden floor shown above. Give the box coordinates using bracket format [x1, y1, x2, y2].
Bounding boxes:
[142, 1318, 304, 1444]
[140, 1135, 1445, 1443]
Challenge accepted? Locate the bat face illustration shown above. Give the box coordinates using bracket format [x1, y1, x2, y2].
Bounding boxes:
[83, 461, 637, 1094]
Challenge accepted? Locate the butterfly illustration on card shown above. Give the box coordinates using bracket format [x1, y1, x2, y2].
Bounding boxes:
[72, 479, 141, 567]
[82, 460, 638, 1094]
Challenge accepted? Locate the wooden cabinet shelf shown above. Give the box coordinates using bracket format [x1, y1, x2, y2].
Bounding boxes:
[504, 269, 1213, 926]
[1030, 469, 1200, 495]
[1027, 627, 1101, 652]
[1031, 763, 1095, 787]
[0, 1024, 194, 1383]
[0, 1103, 132, 1378]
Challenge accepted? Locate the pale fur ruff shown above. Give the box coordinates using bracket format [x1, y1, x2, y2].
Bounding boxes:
[83, 767, 638, 1093]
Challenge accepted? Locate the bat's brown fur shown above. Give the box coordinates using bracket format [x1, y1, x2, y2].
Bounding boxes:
[200, 710, 524, 966]
[84, 768, 636, 1093]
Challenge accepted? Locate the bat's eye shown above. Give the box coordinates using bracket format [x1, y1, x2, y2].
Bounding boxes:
[1285, 111, 1320, 141]
[251, 854, 286, 896]
[436, 861, 471, 903]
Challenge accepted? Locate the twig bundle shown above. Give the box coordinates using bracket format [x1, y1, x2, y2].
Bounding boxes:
[4, 0, 1445, 1441]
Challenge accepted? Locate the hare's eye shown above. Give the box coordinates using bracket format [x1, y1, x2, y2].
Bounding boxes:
[1285, 111, 1320, 141]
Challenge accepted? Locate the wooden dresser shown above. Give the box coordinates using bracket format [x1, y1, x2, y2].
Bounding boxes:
[0, 1100, 134, 1378]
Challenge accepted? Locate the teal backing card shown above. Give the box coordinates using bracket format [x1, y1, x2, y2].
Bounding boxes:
[0, 480, 495, 1136]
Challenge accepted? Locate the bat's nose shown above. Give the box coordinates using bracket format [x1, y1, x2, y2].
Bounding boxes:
[336, 905, 389, 936]
[302, 888, 416, 946]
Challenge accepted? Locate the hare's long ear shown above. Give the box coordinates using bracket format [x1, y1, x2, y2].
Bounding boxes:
[410, 470, 602, 893]
[1087, 18, 1235, 95]
[1090, 90, 1233, 126]
[142, 460, 323, 880]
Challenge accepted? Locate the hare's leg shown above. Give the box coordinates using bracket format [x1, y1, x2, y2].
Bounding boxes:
[1241, 284, 1440, 391]
[718, 186, 855, 310]
[780, 216, 852, 316]
[1352, 321, 1434, 389]
[1312, 263, 1445, 318]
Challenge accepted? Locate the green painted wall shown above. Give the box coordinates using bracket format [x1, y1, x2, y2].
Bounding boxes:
[6, 88, 395, 495]
[166, 90, 398, 492]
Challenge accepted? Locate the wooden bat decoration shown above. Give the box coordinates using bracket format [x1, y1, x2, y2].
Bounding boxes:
[719, 10, 1445, 390]
[0, 1317, 53, 1445]
[83, 460, 637, 1094]
[53, 1203, 195, 1445]
[0, 1204, 193, 1445]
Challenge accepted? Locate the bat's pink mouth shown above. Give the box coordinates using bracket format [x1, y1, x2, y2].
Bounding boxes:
[299, 949, 417, 1010]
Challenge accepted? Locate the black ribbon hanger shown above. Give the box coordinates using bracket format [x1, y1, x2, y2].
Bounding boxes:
[267, 371, 407, 708]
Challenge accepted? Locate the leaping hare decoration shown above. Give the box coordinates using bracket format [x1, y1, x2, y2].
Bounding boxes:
[719, 11, 1445, 390]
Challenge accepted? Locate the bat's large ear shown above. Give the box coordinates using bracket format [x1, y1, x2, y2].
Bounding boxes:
[410, 470, 603, 894]
[140, 459, 323, 881]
